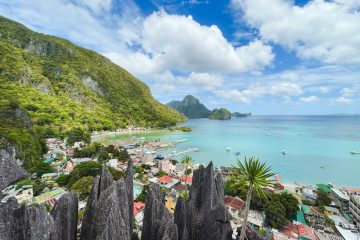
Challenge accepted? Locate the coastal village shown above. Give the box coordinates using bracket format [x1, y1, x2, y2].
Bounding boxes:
[1, 129, 360, 240]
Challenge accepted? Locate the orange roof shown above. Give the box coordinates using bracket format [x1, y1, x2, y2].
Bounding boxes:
[65, 165, 74, 171]
[179, 176, 192, 183]
[133, 201, 145, 215]
[224, 196, 244, 210]
[343, 187, 360, 193]
[159, 175, 173, 184]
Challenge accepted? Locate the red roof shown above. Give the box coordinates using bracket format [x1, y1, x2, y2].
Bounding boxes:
[224, 196, 244, 211]
[65, 165, 74, 171]
[159, 176, 173, 184]
[133, 201, 145, 215]
[297, 224, 317, 240]
[179, 176, 192, 183]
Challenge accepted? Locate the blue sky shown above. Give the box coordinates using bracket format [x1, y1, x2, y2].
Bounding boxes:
[1, 0, 359, 114]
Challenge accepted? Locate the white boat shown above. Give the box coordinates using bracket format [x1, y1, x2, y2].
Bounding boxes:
[226, 147, 231, 152]
[351, 151, 360, 155]
[282, 150, 287, 155]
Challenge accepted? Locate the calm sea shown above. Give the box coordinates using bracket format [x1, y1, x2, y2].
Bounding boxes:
[104, 116, 360, 187]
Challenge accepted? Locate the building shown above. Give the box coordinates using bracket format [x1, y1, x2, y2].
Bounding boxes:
[41, 173, 58, 183]
[331, 188, 350, 210]
[157, 159, 176, 174]
[349, 195, 360, 227]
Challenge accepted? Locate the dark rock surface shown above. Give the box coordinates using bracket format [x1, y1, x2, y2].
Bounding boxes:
[141, 183, 178, 240]
[80, 163, 134, 240]
[174, 162, 232, 240]
[0, 198, 57, 240]
[51, 193, 78, 240]
[80, 166, 113, 240]
[0, 149, 29, 193]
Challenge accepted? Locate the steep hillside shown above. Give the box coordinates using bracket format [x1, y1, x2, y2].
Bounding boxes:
[166, 95, 211, 118]
[0, 16, 185, 170]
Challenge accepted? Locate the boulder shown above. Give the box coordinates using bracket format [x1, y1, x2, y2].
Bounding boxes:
[141, 183, 178, 240]
[174, 162, 232, 240]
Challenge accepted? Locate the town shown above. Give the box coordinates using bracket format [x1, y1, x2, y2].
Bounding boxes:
[1, 133, 360, 240]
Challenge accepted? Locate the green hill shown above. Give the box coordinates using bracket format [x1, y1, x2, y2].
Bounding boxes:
[0, 16, 185, 171]
[208, 108, 231, 120]
[166, 95, 211, 118]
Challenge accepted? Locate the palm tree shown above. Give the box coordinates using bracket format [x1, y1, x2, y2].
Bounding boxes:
[231, 157, 274, 240]
[181, 155, 193, 189]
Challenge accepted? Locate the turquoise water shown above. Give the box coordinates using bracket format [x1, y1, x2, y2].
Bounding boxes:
[134, 182, 143, 199]
[107, 116, 360, 187]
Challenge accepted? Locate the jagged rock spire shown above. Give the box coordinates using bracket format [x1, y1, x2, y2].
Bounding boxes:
[141, 183, 178, 240]
[174, 162, 232, 240]
[51, 193, 78, 240]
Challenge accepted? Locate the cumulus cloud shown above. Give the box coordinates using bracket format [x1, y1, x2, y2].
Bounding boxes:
[231, 0, 360, 65]
[268, 82, 303, 96]
[335, 96, 353, 104]
[300, 96, 319, 103]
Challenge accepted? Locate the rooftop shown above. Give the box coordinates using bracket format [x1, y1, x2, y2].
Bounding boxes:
[224, 196, 244, 211]
[159, 175, 173, 184]
[179, 176, 192, 183]
[316, 183, 332, 193]
[331, 188, 350, 201]
[350, 194, 360, 205]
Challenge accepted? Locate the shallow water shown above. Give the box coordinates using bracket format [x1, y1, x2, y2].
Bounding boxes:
[102, 116, 360, 187]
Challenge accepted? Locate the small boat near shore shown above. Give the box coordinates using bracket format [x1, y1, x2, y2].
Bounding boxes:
[351, 151, 360, 155]
[226, 147, 231, 152]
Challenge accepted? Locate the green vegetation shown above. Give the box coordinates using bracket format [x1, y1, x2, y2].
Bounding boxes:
[316, 189, 332, 206]
[73, 143, 129, 162]
[0, 16, 185, 171]
[264, 200, 287, 228]
[168, 126, 192, 132]
[231, 112, 251, 118]
[108, 167, 125, 181]
[208, 108, 231, 120]
[230, 157, 275, 240]
[135, 184, 149, 202]
[15, 179, 32, 189]
[70, 176, 94, 197]
[167, 95, 211, 119]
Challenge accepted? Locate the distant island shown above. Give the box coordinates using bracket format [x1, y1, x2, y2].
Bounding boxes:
[208, 108, 231, 120]
[166, 95, 211, 118]
[167, 95, 250, 120]
[231, 112, 252, 118]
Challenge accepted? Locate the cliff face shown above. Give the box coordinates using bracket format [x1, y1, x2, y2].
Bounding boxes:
[80, 162, 134, 240]
[0, 193, 78, 240]
[167, 95, 211, 119]
[0, 149, 29, 193]
[174, 162, 232, 240]
[51, 193, 78, 240]
[141, 183, 178, 240]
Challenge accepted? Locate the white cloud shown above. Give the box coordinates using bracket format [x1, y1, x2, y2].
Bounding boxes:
[231, 0, 360, 65]
[268, 82, 303, 96]
[340, 84, 360, 97]
[215, 89, 262, 104]
[300, 96, 319, 103]
[335, 96, 353, 104]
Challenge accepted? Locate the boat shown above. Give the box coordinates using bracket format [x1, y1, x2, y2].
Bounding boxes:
[235, 151, 240, 156]
[281, 150, 287, 155]
[226, 147, 231, 152]
[351, 151, 360, 155]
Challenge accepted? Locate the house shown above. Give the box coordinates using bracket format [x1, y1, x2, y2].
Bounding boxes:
[33, 188, 65, 206]
[72, 157, 93, 166]
[134, 201, 145, 215]
[349, 195, 360, 227]
[157, 175, 179, 189]
[165, 197, 176, 213]
[15, 185, 33, 204]
[325, 206, 340, 215]
[41, 173, 58, 183]
[331, 188, 350, 210]
[107, 159, 118, 168]
[157, 159, 176, 174]
[179, 176, 192, 185]
[224, 196, 244, 214]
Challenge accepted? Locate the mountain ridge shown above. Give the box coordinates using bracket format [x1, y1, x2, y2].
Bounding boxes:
[0, 16, 185, 171]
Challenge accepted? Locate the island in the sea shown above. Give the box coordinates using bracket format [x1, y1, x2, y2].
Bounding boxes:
[167, 95, 249, 120]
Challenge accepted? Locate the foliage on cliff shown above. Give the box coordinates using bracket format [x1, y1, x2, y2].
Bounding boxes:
[167, 95, 211, 118]
[208, 108, 231, 120]
[0, 16, 184, 171]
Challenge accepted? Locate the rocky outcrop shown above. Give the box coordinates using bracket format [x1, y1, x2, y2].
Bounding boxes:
[51, 193, 78, 240]
[174, 162, 232, 240]
[0, 198, 57, 240]
[80, 163, 134, 240]
[141, 183, 178, 240]
[0, 149, 29, 193]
